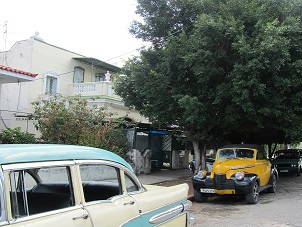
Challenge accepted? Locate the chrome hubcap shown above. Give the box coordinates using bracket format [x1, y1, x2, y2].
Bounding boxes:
[253, 184, 259, 199]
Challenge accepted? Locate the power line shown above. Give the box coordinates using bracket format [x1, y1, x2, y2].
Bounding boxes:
[105, 29, 182, 63]
[33, 70, 75, 81]
[106, 46, 146, 62]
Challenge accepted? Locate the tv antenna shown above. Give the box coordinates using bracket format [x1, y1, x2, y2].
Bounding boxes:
[3, 21, 7, 51]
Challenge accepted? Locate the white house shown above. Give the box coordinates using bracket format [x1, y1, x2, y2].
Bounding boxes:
[0, 65, 37, 130]
[0, 35, 147, 133]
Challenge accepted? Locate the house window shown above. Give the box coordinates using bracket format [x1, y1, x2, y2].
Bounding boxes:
[45, 76, 58, 94]
[73, 67, 84, 83]
[95, 73, 105, 82]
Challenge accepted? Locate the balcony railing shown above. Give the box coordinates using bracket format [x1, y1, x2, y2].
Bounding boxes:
[70, 82, 121, 100]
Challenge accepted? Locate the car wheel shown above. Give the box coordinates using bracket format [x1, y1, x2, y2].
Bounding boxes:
[194, 189, 207, 202]
[246, 181, 259, 204]
[297, 167, 301, 176]
[268, 174, 277, 193]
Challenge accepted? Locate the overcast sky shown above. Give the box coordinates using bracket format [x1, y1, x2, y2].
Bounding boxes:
[0, 0, 145, 66]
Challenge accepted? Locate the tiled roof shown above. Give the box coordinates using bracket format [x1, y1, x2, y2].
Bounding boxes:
[0, 65, 38, 77]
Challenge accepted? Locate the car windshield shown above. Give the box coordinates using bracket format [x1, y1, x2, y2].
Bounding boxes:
[217, 149, 254, 159]
[275, 151, 300, 159]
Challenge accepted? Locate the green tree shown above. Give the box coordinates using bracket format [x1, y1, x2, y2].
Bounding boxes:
[31, 96, 129, 157]
[115, 0, 302, 170]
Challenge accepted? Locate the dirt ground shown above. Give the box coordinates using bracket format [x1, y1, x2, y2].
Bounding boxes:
[156, 173, 302, 227]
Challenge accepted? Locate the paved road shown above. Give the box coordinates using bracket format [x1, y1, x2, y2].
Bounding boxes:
[189, 173, 302, 227]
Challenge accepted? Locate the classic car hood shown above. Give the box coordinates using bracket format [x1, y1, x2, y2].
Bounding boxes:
[213, 159, 255, 174]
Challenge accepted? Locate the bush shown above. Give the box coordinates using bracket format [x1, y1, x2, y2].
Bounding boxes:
[31, 96, 129, 157]
[0, 127, 37, 144]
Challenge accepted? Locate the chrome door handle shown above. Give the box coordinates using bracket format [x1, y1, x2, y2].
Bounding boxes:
[72, 214, 89, 220]
[124, 200, 135, 205]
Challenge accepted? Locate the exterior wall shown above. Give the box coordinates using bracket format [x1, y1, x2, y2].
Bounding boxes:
[0, 38, 148, 134]
[0, 39, 36, 132]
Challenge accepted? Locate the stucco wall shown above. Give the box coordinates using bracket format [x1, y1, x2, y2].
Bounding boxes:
[0, 38, 148, 134]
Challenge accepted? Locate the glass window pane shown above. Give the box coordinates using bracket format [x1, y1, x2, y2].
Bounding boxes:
[38, 167, 70, 184]
[79, 164, 121, 202]
[46, 76, 58, 94]
[95, 73, 105, 82]
[10, 171, 27, 218]
[74, 67, 84, 83]
[24, 172, 37, 191]
[10, 167, 74, 218]
[125, 174, 139, 193]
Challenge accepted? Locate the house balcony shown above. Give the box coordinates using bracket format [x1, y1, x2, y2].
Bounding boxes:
[69, 82, 123, 102]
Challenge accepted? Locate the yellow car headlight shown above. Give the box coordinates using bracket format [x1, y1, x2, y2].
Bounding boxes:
[235, 172, 245, 181]
[196, 170, 207, 179]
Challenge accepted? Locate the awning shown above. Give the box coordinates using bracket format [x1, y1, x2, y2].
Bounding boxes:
[73, 57, 120, 72]
[0, 65, 37, 83]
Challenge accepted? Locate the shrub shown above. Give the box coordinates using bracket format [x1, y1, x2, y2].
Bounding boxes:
[31, 96, 129, 157]
[0, 127, 37, 144]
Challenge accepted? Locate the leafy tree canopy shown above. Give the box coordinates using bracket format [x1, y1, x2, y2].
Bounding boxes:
[116, 0, 302, 168]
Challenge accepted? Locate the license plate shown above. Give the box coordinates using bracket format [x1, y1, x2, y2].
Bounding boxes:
[280, 170, 288, 173]
[200, 188, 215, 193]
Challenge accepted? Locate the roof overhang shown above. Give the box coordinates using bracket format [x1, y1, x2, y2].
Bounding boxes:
[0, 68, 36, 83]
[73, 57, 120, 72]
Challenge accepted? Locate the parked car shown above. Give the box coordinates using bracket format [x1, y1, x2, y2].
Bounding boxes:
[189, 158, 215, 174]
[0, 144, 192, 227]
[271, 149, 302, 176]
[192, 144, 278, 204]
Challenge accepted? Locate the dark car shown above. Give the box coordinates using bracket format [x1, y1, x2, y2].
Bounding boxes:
[271, 149, 302, 176]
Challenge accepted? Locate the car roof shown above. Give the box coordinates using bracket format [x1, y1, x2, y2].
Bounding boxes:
[276, 149, 301, 153]
[0, 144, 133, 171]
[220, 144, 265, 152]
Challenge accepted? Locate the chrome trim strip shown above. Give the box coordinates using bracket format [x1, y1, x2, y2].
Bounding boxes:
[2, 161, 75, 171]
[149, 204, 184, 224]
[183, 200, 192, 211]
[0, 168, 7, 223]
[229, 165, 255, 170]
[21, 171, 29, 216]
[120, 200, 190, 227]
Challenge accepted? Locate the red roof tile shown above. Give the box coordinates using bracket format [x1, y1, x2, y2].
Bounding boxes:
[0, 65, 38, 77]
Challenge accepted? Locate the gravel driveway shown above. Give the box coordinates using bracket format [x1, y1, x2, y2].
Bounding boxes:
[190, 173, 302, 227]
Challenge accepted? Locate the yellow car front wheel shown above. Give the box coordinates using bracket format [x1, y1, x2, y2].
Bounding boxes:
[246, 181, 259, 204]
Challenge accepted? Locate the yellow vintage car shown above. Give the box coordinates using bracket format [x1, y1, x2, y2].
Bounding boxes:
[0, 144, 192, 226]
[193, 144, 278, 204]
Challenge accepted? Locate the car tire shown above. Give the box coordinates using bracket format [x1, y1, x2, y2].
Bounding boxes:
[267, 174, 277, 193]
[194, 189, 207, 202]
[246, 181, 259, 204]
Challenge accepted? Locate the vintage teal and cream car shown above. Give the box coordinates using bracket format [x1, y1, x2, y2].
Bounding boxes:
[0, 144, 192, 227]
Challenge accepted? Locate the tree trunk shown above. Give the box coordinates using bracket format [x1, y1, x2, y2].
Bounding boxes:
[192, 140, 200, 174]
[201, 144, 207, 170]
[268, 143, 272, 159]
